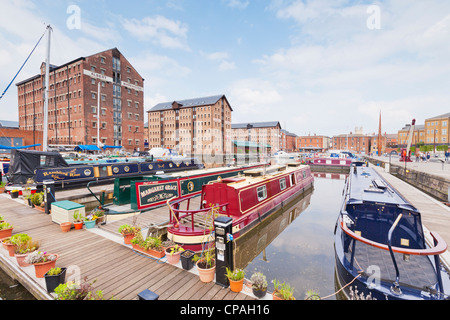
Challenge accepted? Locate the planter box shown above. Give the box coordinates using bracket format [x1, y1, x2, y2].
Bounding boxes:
[132, 245, 165, 259]
[51, 201, 85, 225]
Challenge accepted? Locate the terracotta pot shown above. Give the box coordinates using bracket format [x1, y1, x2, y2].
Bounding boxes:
[2, 241, 15, 257]
[229, 278, 244, 293]
[122, 233, 135, 245]
[165, 246, 182, 265]
[60, 222, 72, 232]
[0, 228, 13, 239]
[15, 253, 31, 267]
[33, 254, 59, 278]
[196, 260, 216, 283]
[73, 222, 83, 230]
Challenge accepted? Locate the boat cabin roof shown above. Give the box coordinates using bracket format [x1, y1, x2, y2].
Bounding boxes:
[218, 163, 306, 190]
[348, 167, 417, 211]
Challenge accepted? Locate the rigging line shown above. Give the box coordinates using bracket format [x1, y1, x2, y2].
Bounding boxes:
[0, 29, 47, 101]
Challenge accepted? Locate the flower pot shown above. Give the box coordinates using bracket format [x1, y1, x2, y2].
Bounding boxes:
[35, 206, 45, 213]
[2, 240, 15, 257]
[196, 260, 216, 283]
[122, 233, 135, 245]
[229, 278, 244, 293]
[73, 222, 83, 230]
[60, 222, 72, 232]
[0, 228, 13, 239]
[180, 250, 195, 270]
[11, 192, 18, 199]
[134, 245, 165, 259]
[84, 220, 96, 229]
[15, 253, 31, 267]
[252, 287, 267, 299]
[165, 246, 182, 265]
[44, 267, 66, 293]
[33, 254, 59, 278]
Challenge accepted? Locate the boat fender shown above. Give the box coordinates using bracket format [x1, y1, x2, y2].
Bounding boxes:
[227, 233, 233, 242]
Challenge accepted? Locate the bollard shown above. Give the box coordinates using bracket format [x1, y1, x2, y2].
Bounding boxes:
[137, 289, 159, 300]
[214, 216, 233, 287]
[43, 180, 56, 214]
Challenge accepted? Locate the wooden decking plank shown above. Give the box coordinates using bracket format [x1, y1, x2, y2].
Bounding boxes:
[0, 194, 252, 301]
[154, 270, 196, 300]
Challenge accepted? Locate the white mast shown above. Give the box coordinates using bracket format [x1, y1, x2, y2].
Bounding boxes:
[43, 25, 52, 152]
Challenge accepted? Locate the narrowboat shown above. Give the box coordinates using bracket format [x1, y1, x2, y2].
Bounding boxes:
[5, 149, 203, 189]
[101, 163, 265, 214]
[167, 162, 314, 252]
[334, 166, 450, 300]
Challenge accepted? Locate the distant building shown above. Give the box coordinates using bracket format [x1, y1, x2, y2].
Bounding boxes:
[332, 132, 371, 154]
[16, 48, 145, 152]
[296, 135, 330, 153]
[280, 129, 297, 152]
[0, 119, 43, 152]
[424, 112, 450, 146]
[397, 123, 425, 147]
[147, 95, 233, 156]
[231, 121, 281, 154]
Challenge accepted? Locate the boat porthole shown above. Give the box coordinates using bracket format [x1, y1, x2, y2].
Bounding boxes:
[187, 181, 194, 192]
[124, 166, 130, 172]
[169, 163, 173, 168]
[84, 169, 92, 176]
[113, 167, 119, 173]
[148, 164, 153, 170]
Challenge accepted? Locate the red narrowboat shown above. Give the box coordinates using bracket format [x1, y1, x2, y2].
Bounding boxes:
[167, 163, 314, 252]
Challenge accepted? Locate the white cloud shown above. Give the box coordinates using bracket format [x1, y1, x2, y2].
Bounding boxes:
[225, 0, 250, 10]
[121, 15, 189, 50]
[200, 51, 236, 71]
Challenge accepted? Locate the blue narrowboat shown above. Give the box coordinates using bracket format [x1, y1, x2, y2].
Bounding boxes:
[334, 166, 450, 300]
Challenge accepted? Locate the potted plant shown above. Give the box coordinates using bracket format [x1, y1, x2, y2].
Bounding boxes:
[2, 237, 16, 257]
[84, 213, 97, 229]
[0, 215, 4, 223]
[272, 279, 296, 300]
[73, 212, 84, 230]
[180, 249, 195, 270]
[0, 181, 5, 194]
[93, 209, 105, 225]
[118, 224, 141, 244]
[225, 268, 245, 293]
[131, 233, 165, 259]
[193, 248, 216, 283]
[250, 272, 268, 298]
[54, 276, 105, 300]
[0, 221, 13, 238]
[10, 189, 19, 199]
[44, 267, 67, 294]
[165, 244, 184, 265]
[14, 239, 40, 267]
[25, 251, 59, 278]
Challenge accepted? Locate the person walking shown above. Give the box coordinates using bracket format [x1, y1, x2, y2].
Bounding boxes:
[426, 152, 430, 162]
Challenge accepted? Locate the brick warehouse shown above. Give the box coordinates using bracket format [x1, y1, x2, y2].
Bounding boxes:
[16, 48, 144, 152]
[147, 95, 233, 158]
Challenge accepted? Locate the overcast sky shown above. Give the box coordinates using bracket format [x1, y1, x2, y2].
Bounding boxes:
[1, 0, 449, 137]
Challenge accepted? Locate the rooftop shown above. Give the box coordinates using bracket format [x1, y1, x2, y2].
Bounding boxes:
[149, 94, 230, 112]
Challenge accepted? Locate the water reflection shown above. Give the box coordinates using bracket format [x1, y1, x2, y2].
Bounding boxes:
[0, 267, 36, 300]
[236, 175, 347, 300]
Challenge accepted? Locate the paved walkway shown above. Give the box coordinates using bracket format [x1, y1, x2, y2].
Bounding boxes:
[370, 155, 450, 181]
[372, 166, 450, 271]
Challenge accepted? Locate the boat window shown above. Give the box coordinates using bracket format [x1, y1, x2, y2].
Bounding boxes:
[257, 185, 267, 201]
[279, 178, 286, 190]
[290, 174, 296, 186]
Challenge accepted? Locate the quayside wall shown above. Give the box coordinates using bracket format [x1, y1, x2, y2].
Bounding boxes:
[366, 158, 449, 203]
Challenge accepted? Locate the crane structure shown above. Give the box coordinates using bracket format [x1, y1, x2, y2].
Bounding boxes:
[400, 119, 415, 162]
